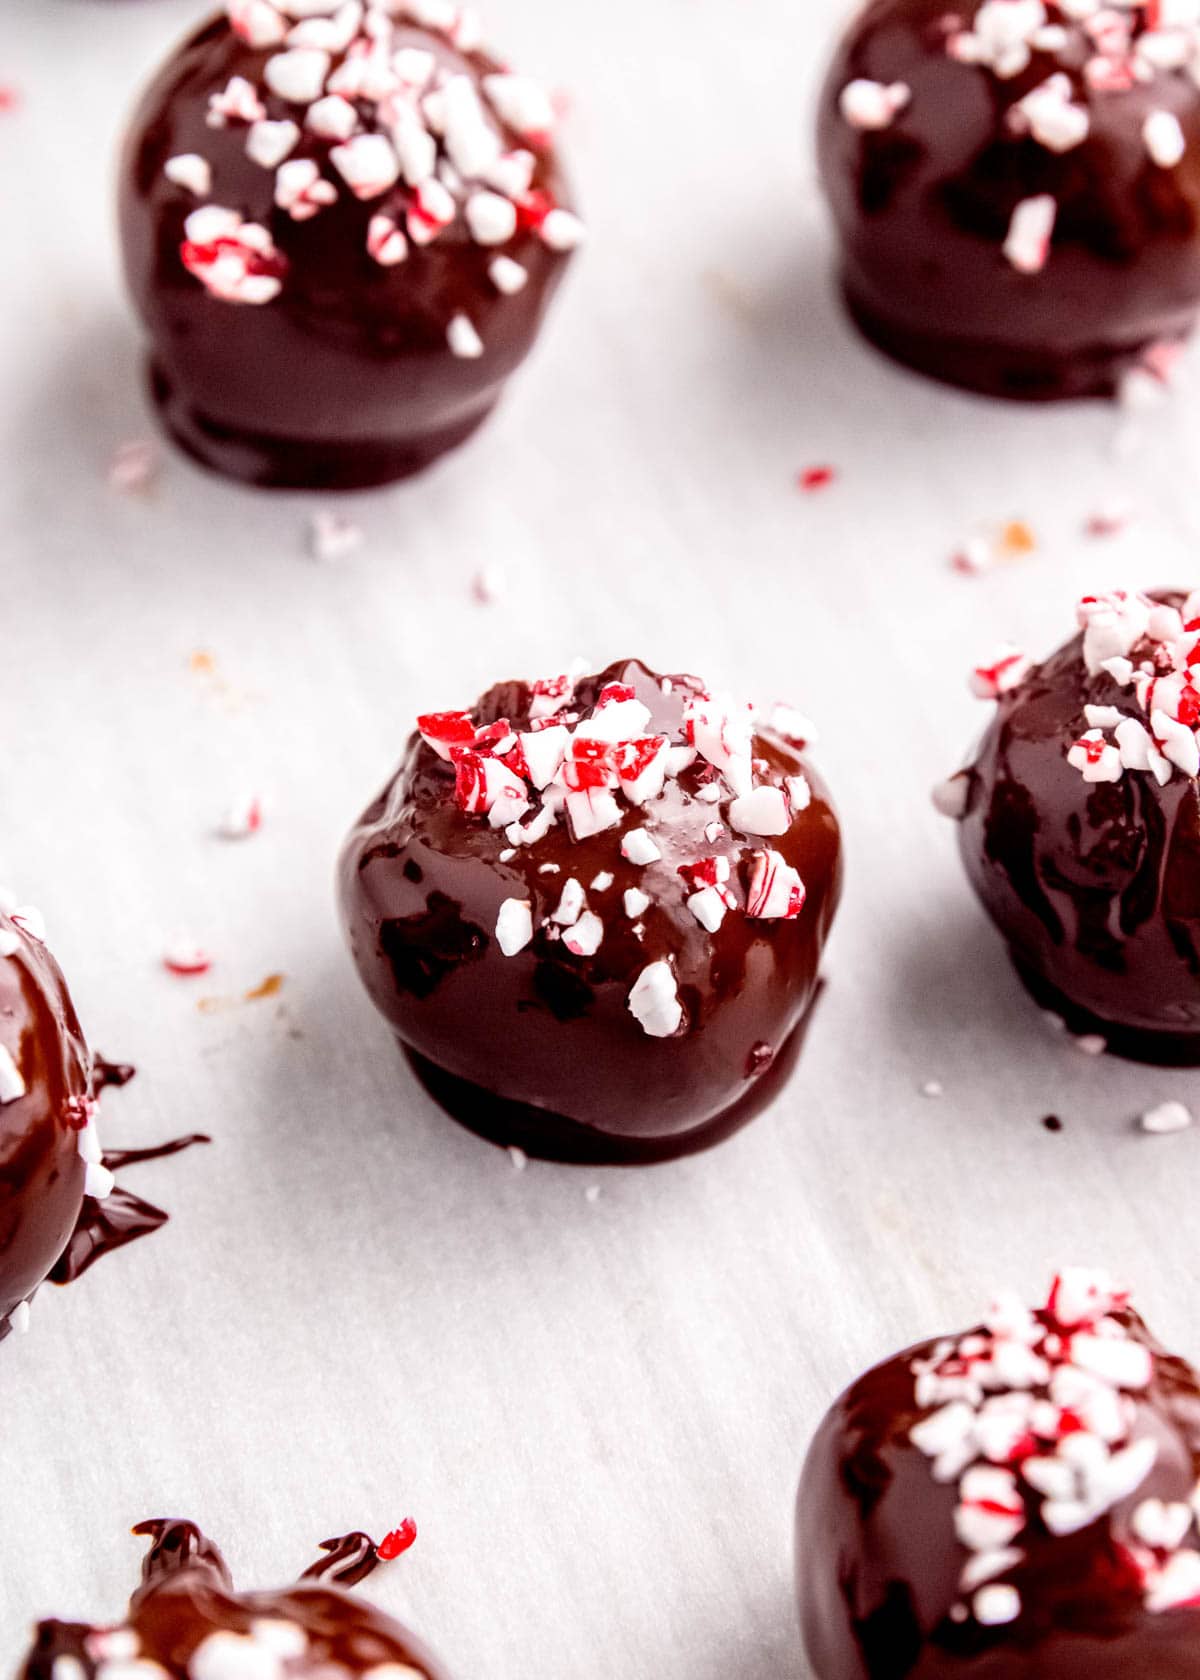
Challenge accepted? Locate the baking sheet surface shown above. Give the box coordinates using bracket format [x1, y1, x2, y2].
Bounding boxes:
[4, 3, 1200, 1674]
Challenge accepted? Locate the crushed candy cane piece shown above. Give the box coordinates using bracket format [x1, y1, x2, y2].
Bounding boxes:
[1139, 1100, 1193, 1134]
[495, 898, 533, 956]
[839, 78, 911, 130]
[308, 509, 363, 560]
[163, 940, 212, 977]
[628, 961, 683, 1038]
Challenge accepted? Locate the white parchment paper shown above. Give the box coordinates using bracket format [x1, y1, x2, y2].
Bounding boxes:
[3, 2, 1200, 1675]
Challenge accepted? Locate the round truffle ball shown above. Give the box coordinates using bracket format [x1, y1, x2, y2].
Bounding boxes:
[797, 1269, 1200, 1680]
[949, 588, 1200, 1063]
[0, 907, 95, 1339]
[21, 1520, 451, 1680]
[338, 658, 843, 1164]
[817, 0, 1200, 400]
[119, 0, 582, 489]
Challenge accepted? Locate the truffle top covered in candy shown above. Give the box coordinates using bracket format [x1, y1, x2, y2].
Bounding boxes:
[0, 904, 106, 1336]
[22, 1519, 445, 1680]
[128, 0, 582, 357]
[799, 1271, 1200, 1678]
[403, 659, 828, 1037]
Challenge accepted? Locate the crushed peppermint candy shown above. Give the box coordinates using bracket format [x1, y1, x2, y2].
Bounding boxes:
[1004, 194, 1057, 274]
[308, 508, 364, 560]
[167, 0, 584, 355]
[416, 668, 822, 1035]
[839, 79, 911, 130]
[163, 939, 213, 978]
[970, 646, 1032, 700]
[1138, 1099, 1193, 1134]
[907, 1270, 1200, 1629]
[0, 1043, 26, 1104]
[108, 438, 162, 495]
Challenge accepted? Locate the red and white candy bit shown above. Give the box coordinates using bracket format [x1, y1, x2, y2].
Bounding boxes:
[627, 961, 683, 1038]
[839, 78, 911, 130]
[1059, 588, 1200, 784]
[745, 851, 806, 920]
[217, 794, 263, 840]
[275, 158, 338, 219]
[970, 645, 1031, 700]
[228, 0, 289, 46]
[164, 153, 213, 197]
[163, 938, 213, 978]
[495, 897, 533, 956]
[419, 710, 476, 759]
[181, 208, 285, 305]
[367, 212, 408, 265]
[904, 1269, 1200, 1628]
[1003, 194, 1057, 274]
[207, 75, 266, 127]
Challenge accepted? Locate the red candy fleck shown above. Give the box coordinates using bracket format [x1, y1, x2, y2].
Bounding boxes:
[378, 1519, 418, 1561]
[597, 683, 636, 705]
[516, 188, 555, 231]
[0, 87, 20, 113]
[615, 735, 668, 781]
[418, 710, 476, 750]
[797, 465, 836, 493]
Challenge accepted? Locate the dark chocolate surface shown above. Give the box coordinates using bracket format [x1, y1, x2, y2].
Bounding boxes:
[818, 0, 1200, 399]
[0, 911, 91, 1332]
[119, 7, 577, 488]
[21, 1520, 447, 1679]
[957, 590, 1200, 1060]
[339, 658, 842, 1163]
[798, 1284, 1200, 1679]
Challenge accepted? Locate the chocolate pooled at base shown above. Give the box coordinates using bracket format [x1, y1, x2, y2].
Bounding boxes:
[946, 589, 1200, 1063]
[119, 0, 582, 490]
[817, 0, 1200, 401]
[797, 1270, 1200, 1680]
[339, 658, 842, 1164]
[20, 1519, 446, 1680]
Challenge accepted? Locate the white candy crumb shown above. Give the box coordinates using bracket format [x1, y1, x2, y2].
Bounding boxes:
[1139, 1100, 1193, 1135]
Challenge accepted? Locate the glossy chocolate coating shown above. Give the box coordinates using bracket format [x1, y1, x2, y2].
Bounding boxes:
[817, 0, 1200, 400]
[339, 659, 842, 1163]
[22, 1520, 449, 1679]
[0, 911, 91, 1334]
[958, 592, 1200, 1062]
[798, 1305, 1200, 1679]
[119, 13, 575, 489]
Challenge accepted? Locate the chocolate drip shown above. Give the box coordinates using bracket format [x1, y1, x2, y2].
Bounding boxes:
[49, 1136, 209, 1285]
[19, 1520, 447, 1680]
[91, 1055, 136, 1094]
[301, 1532, 384, 1588]
[131, 1519, 233, 1595]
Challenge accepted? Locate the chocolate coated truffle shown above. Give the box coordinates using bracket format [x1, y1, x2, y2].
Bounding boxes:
[0, 906, 105, 1339]
[798, 1269, 1200, 1680]
[119, 0, 582, 489]
[338, 658, 842, 1163]
[818, 0, 1200, 400]
[21, 1520, 448, 1680]
[947, 588, 1200, 1063]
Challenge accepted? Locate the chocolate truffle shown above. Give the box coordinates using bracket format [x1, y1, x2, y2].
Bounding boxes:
[818, 0, 1200, 400]
[945, 589, 1200, 1062]
[0, 905, 109, 1340]
[338, 659, 843, 1164]
[21, 1519, 448, 1680]
[119, 0, 583, 489]
[798, 1269, 1200, 1679]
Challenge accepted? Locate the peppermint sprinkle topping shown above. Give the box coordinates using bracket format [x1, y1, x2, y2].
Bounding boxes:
[418, 667, 822, 1034]
[907, 1270, 1195, 1629]
[1004, 194, 1057, 274]
[175, 0, 585, 349]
